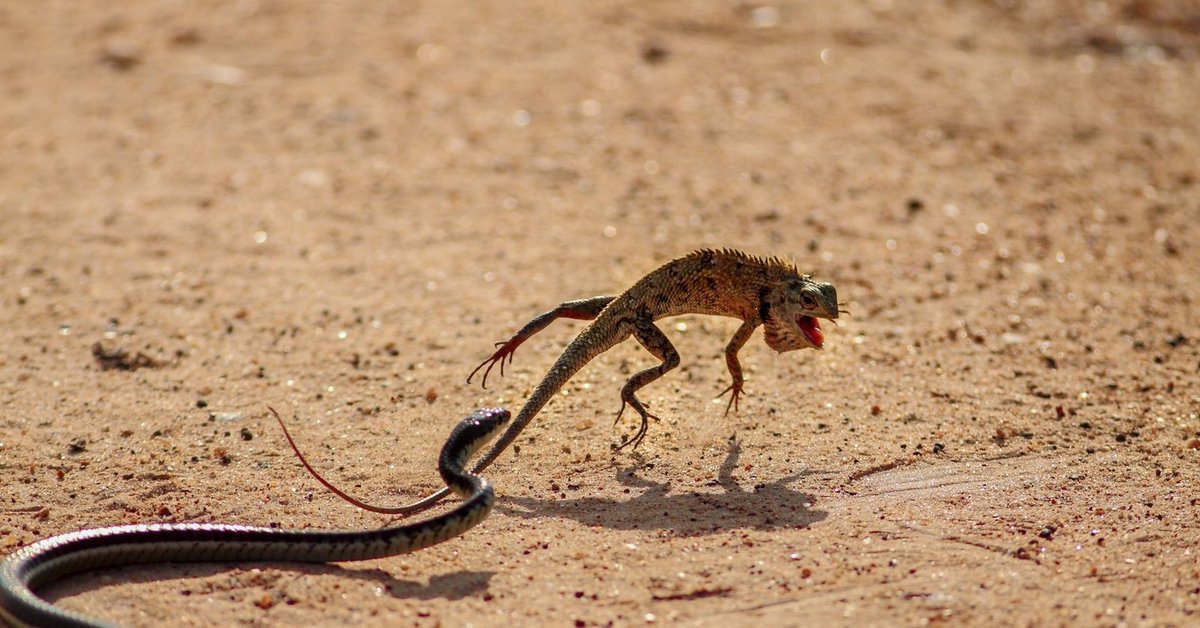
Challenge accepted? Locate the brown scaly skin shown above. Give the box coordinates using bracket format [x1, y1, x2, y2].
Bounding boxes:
[290, 249, 838, 516]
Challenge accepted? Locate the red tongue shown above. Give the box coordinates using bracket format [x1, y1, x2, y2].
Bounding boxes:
[798, 316, 823, 347]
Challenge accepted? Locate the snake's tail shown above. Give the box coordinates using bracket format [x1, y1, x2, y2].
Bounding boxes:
[269, 406, 453, 515]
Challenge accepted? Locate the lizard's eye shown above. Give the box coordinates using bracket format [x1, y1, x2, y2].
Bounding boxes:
[799, 293, 817, 310]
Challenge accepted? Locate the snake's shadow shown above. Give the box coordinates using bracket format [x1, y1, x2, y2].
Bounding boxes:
[42, 562, 493, 606]
[498, 435, 828, 533]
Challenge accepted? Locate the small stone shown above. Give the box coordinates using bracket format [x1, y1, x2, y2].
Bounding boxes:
[170, 28, 202, 46]
[641, 41, 669, 64]
[1000, 332, 1025, 345]
[197, 63, 245, 86]
[748, 6, 781, 28]
[99, 39, 141, 70]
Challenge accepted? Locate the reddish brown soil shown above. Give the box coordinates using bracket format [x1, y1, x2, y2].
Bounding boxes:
[2, 1, 1198, 626]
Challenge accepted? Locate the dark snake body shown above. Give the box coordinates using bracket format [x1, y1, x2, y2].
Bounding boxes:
[0, 408, 510, 628]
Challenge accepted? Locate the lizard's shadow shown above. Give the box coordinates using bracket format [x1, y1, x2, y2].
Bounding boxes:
[498, 435, 828, 533]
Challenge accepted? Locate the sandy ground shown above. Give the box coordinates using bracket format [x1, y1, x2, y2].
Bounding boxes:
[2, 1, 1199, 626]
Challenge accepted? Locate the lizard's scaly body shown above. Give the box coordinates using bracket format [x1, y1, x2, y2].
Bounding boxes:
[326, 248, 839, 515]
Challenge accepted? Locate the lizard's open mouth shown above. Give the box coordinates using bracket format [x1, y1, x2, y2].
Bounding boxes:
[798, 315, 823, 348]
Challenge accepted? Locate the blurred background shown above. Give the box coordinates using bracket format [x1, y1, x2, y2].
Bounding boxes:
[1, 1, 1198, 625]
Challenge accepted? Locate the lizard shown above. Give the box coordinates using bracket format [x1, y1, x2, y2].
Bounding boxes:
[281, 248, 840, 516]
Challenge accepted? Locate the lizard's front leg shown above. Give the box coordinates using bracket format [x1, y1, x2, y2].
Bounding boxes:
[469, 295, 615, 387]
[716, 319, 758, 416]
[614, 317, 680, 450]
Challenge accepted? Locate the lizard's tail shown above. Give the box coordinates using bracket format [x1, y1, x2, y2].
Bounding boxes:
[469, 326, 618, 474]
[334, 324, 619, 516]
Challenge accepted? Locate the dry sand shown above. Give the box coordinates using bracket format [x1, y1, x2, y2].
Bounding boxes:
[2, 1, 1198, 626]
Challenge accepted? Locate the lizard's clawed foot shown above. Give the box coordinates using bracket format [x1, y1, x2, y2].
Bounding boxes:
[467, 339, 523, 388]
[613, 399, 659, 451]
[716, 381, 747, 416]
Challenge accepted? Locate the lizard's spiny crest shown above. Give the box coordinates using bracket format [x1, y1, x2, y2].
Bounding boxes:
[691, 248, 799, 275]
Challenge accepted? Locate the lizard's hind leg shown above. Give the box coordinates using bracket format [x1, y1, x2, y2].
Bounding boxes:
[614, 318, 680, 450]
[469, 295, 615, 388]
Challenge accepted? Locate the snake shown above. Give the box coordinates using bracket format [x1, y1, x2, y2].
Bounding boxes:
[0, 407, 510, 628]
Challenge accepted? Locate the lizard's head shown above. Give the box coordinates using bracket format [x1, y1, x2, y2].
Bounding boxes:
[762, 275, 838, 352]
